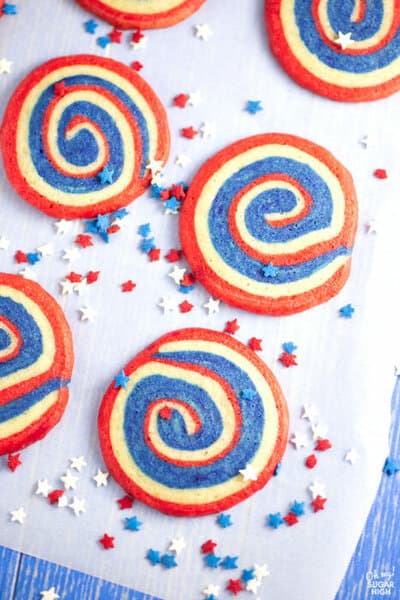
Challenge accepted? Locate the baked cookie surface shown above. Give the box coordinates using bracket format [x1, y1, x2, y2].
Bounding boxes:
[98, 328, 288, 516]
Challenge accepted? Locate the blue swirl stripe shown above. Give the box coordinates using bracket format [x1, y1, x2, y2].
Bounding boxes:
[0, 378, 65, 423]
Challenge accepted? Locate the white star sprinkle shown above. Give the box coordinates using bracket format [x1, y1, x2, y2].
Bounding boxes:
[0, 235, 10, 250]
[169, 536, 186, 555]
[203, 584, 220, 597]
[58, 495, 69, 508]
[146, 159, 164, 176]
[93, 469, 109, 487]
[239, 463, 259, 481]
[247, 579, 262, 594]
[345, 448, 360, 464]
[301, 404, 319, 422]
[59, 279, 75, 296]
[175, 154, 192, 168]
[62, 247, 80, 263]
[69, 496, 86, 517]
[309, 480, 326, 499]
[0, 57, 12, 74]
[54, 219, 70, 235]
[19, 267, 37, 281]
[37, 243, 54, 257]
[158, 296, 180, 313]
[130, 35, 147, 50]
[359, 134, 369, 148]
[335, 31, 353, 50]
[60, 469, 79, 490]
[200, 121, 216, 138]
[195, 23, 213, 41]
[35, 479, 52, 497]
[79, 305, 97, 322]
[311, 422, 328, 441]
[290, 432, 308, 449]
[10, 507, 26, 524]
[365, 220, 377, 234]
[168, 265, 186, 285]
[188, 90, 203, 106]
[70, 456, 87, 472]
[253, 563, 270, 580]
[74, 279, 89, 296]
[40, 588, 60, 600]
[203, 296, 220, 315]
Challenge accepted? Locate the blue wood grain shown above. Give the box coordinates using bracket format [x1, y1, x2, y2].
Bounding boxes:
[335, 378, 400, 600]
[0, 545, 20, 598]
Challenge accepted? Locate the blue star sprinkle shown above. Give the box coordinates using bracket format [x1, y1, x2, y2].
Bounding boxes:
[140, 237, 156, 254]
[146, 549, 161, 566]
[97, 36, 111, 48]
[124, 516, 142, 531]
[205, 596, 217, 600]
[290, 500, 305, 517]
[220, 556, 238, 570]
[245, 100, 263, 114]
[165, 197, 181, 212]
[242, 568, 255, 582]
[112, 208, 129, 220]
[240, 388, 256, 401]
[383, 457, 400, 476]
[339, 303, 355, 318]
[262, 262, 277, 278]
[138, 223, 151, 237]
[273, 462, 282, 476]
[267, 512, 284, 529]
[283, 341, 297, 354]
[179, 284, 194, 294]
[2, 3, 17, 14]
[204, 553, 221, 568]
[27, 252, 40, 265]
[217, 513, 233, 528]
[114, 369, 130, 389]
[95, 214, 110, 233]
[98, 165, 114, 184]
[161, 554, 178, 569]
[151, 183, 164, 198]
[84, 19, 98, 33]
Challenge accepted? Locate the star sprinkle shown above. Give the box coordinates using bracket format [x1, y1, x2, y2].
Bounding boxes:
[40, 588, 60, 600]
[36, 479, 52, 496]
[224, 319, 240, 335]
[226, 579, 244, 595]
[179, 300, 193, 313]
[54, 219, 70, 235]
[7, 453, 22, 472]
[239, 464, 259, 481]
[161, 554, 177, 569]
[339, 303, 355, 318]
[365, 220, 378, 234]
[124, 515, 142, 531]
[117, 495, 134, 510]
[217, 513, 232, 528]
[290, 432, 308, 449]
[75, 234, 93, 249]
[311, 422, 328, 440]
[79, 306, 97, 322]
[374, 168, 388, 180]
[87, 270, 100, 284]
[60, 280, 75, 296]
[159, 406, 173, 420]
[201, 540, 217, 554]
[69, 496, 86, 517]
[121, 280, 136, 292]
[204, 297, 220, 315]
[283, 512, 298, 526]
[84, 19, 98, 33]
[200, 121, 216, 138]
[279, 351, 298, 367]
[159, 296, 180, 313]
[0, 235, 10, 250]
[0, 58, 12, 74]
[309, 481, 326, 499]
[97, 36, 111, 48]
[335, 31, 354, 50]
[98, 165, 114, 184]
[205, 554, 221, 568]
[254, 564, 270, 580]
[246, 579, 261, 594]
[344, 448, 360, 464]
[282, 341, 297, 354]
[267, 512, 284, 529]
[70, 456, 86, 472]
[54, 81, 66, 97]
[315, 438, 332, 451]
[188, 91, 203, 106]
[10, 507, 26, 524]
[221, 556, 238, 569]
[301, 404, 319, 422]
[383, 457, 400, 476]
[19, 267, 37, 281]
[240, 388, 256, 401]
[99, 534, 115, 549]
[37, 243, 54, 257]
[175, 154, 192, 167]
[109, 28, 122, 44]
[131, 60, 143, 71]
[174, 93, 189, 108]
[262, 262, 277, 278]
[194, 23, 213, 40]
[62, 247, 80, 263]
[48, 490, 64, 506]
[146, 549, 161, 566]
[311, 495, 327, 513]
[248, 337, 262, 352]
[245, 100, 263, 114]
[93, 469, 109, 487]
[60, 470, 78, 491]
[168, 536, 186, 555]
[2, 3, 17, 14]
[290, 500, 305, 517]
[181, 126, 199, 139]
[169, 265, 186, 285]
[241, 569, 255, 583]
[131, 29, 147, 49]
[203, 584, 220, 597]
[305, 454, 317, 469]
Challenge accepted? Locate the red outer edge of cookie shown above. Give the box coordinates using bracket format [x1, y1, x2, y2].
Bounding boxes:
[0, 54, 170, 219]
[0, 273, 74, 455]
[179, 133, 358, 316]
[0, 1, 5, 17]
[265, 0, 400, 102]
[75, 0, 207, 30]
[98, 327, 289, 517]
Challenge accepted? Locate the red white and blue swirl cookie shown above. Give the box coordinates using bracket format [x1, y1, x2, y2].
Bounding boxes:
[0, 55, 170, 218]
[98, 328, 288, 516]
[180, 134, 358, 315]
[266, 0, 400, 102]
[75, 0, 206, 30]
[0, 273, 74, 455]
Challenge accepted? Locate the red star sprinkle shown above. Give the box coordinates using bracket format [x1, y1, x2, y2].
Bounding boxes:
[107, 224, 120, 235]
[248, 337, 263, 351]
[99, 534, 115, 549]
[117, 495, 134, 510]
[201, 539, 217, 554]
[315, 438, 332, 452]
[170, 184, 186, 200]
[54, 81, 66, 97]
[149, 248, 160, 262]
[132, 29, 144, 44]
[305, 454, 317, 469]
[86, 270, 100, 284]
[174, 93, 189, 108]
[75, 234, 93, 248]
[181, 273, 195, 287]
[311, 495, 327, 513]
[108, 28, 122, 43]
[160, 189, 171, 201]
[7, 453, 22, 472]
[48, 489, 64, 505]
[131, 61, 143, 71]
[181, 126, 198, 139]
[224, 319, 240, 335]
[373, 169, 388, 179]
[66, 272, 82, 283]
[159, 406, 173, 420]
[165, 249, 182, 263]
[226, 579, 244, 595]
[283, 512, 299, 526]
[121, 280, 136, 293]
[15, 250, 28, 264]
[179, 300, 193, 313]
[279, 351, 298, 368]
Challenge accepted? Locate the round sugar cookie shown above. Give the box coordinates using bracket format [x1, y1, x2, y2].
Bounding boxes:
[180, 133, 358, 315]
[0, 54, 170, 219]
[75, 0, 206, 30]
[98, 328, 288, 516]
[265, 0, 400, 102]
[0, 273, 74, 455]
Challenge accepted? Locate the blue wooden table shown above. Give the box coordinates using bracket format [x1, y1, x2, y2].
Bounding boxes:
[1, 378, 399, 600]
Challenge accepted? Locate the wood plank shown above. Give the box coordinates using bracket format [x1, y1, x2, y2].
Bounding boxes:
[0, 545, 20, 598]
